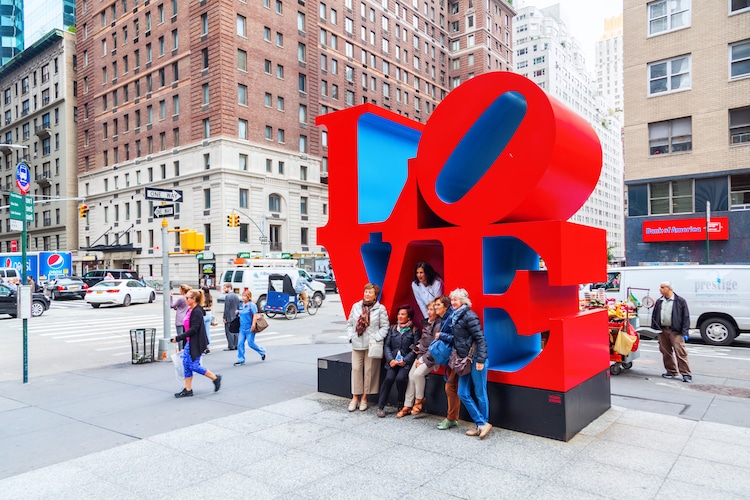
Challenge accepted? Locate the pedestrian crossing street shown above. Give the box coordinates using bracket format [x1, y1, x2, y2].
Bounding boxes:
[31, 312, 296, 359]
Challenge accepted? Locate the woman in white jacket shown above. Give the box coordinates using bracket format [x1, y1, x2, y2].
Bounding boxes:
[346, 283, 390, 412]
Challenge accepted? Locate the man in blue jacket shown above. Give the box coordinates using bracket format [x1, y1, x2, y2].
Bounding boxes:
[651, 281, 692, 383]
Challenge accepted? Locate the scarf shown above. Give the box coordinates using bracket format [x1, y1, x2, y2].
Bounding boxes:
[356, 300, 376, 336]
[396, 320, 413, 334]
[451, 305, 468, 327]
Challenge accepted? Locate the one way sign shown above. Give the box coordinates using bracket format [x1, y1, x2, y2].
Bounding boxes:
[153, 204, 175, 218]
[145, 187, 183, 203]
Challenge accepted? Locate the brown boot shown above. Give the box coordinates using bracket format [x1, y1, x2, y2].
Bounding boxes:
[396, 406, 412, 418]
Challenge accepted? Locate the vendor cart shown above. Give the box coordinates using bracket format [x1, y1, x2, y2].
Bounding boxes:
[609, 319, 640, 375]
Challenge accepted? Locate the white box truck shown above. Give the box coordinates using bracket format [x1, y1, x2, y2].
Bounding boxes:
[219, 259, 326, 311]
[588, 265, 750, 345]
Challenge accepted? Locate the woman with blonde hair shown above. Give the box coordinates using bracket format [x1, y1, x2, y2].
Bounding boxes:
[345, 283, 389, 412]
[449, 288, 491, 439]
[171, 289, 222, 397]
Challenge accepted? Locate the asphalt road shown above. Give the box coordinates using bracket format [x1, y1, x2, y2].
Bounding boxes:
[2, 293, 750, 427]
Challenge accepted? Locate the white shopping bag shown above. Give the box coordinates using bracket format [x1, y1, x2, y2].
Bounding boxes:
[171, 351, 185, 380]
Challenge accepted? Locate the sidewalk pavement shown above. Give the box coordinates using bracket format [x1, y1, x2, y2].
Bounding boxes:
[1, 344, 749, 499]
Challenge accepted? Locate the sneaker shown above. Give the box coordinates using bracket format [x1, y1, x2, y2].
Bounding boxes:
[203, 349, 211, 355]
[234, 361, 245, 366]
[661, 373, 676, 379]
[174, 389, 193, 398]
[466, 426, 480, 436]
[437, 418, 458, 430]
[262, 354, 266, 361]
[376, 408, 386, 418]
[682, 375, 692, 383]
[213, 374, 222, 392]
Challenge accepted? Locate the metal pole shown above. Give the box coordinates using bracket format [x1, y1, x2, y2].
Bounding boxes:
[705, 201, 710, 265]
[261, 212, 268, 257]
[158, 217, 171, 359]
[21, 207, 28, 384]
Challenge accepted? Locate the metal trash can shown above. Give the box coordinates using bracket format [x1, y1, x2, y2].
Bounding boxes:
[130, 328, 156, 364]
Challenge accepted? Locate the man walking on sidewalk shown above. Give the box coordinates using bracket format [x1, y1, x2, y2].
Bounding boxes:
[223, 283, 240, 351]
[651, 281, 692, 383]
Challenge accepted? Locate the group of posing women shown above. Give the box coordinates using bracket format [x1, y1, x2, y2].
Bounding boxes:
[346, 262, 492, 440]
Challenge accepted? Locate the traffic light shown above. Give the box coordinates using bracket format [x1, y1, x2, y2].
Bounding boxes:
[227, 214, 234, 227]
[180, 230, 206, 252]
[79, 204, 88, 218]
[234, 214, 241, 226]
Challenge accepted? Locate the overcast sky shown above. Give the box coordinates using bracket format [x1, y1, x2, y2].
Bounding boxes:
[516, 0, 624, 71]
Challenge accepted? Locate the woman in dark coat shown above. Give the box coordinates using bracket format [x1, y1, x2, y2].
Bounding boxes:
[172, 289, 222, 397]
[376, 305, 418, 417]
[449, 288, 491, 439]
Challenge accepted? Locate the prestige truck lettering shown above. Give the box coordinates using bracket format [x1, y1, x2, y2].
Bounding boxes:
[695, 278, 738, 293]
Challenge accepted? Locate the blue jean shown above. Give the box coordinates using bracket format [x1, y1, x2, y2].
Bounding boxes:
[457, 362, 489, 426]
[237, 329, 265, 363]
[203, 315, 212, 345]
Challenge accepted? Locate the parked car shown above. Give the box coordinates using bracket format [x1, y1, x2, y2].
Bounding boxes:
[0, 283, 50, 317]
[85, 279, 156, 308]
[311, 272, 338, 293]
[44, 277, 88, 300]
[81, 269, 138, 288]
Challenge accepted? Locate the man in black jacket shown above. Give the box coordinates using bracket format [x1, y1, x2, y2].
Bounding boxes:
[651, 281, 692, 383]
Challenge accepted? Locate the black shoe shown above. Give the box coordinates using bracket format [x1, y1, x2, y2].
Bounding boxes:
[213, 374, 222, 392]
[376, 408, 386, 418]
[223, 348, 233, 351]
[261, 354, 266, 361]
[174, 389, 193, 398]
[204, 349, 211, 354]
[234, 361, 244, 366]
[682, 375, 692, 383]
[662, 373, 676, 379]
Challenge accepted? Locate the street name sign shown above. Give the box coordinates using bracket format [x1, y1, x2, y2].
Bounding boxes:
[144, 187, 183, 203]
[153, 204, 175, 218]
[9, 192, 23, 220]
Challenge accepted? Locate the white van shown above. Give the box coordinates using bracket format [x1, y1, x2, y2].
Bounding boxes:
[0, 268, 20, 281]
[588, 265, 750, 345]
[219, 259, 326, 310]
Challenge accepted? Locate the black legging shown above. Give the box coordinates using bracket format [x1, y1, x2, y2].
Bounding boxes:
[377, 365, 410, 409]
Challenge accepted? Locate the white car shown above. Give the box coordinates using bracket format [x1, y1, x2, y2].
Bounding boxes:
[85, 279, 156, 308]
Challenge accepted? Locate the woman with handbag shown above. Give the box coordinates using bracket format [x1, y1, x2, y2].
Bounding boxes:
[376, 305, 418, 417]
[449, 288, 491, 439]
[432, 296, 461, 430]
[171, 289, 222, 397]
[398, 301, 441, 418]
[234, 291, 266, 366]
[345, 283, 390, 412]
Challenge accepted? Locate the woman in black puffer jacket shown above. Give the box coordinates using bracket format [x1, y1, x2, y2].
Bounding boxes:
[376, 305, 418, 417]
[449, 288, 491, 439]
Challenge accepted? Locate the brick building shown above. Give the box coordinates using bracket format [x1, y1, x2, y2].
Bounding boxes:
[75, 0, 515, 283]
[623, 1, 750, 264]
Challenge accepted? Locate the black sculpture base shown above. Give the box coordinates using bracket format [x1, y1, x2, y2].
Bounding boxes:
[318, 351, 610, 441]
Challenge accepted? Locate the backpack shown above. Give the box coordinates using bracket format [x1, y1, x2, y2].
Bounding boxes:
[428, 338, 452, 366]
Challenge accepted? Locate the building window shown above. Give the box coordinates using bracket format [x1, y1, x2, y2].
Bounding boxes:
[300, 165, 308, 180]
[203, 119, 210, 138]
[237, 15, 247, 36]
[204, 153, 210, 169]
[301, 227, 308, 246]
[730, 39, 750, 79]
[299, 135, 308, 152]
[647, 0, 690, 36]
[265, 126, 272, 140]
[731, 173, 750, 208]
[649, 180, 692, 214]
[238, 50, 248, 71]
[269, 194, 281, 212]
[730, 106, 750, 144]
[299, 104, 307, 123]
[239, 119, 248, 139]
[239, 154, 248, 171]
[239, 189, 249, 208]
[266, 158, 272, 172]
[239, 223, 249, 243]
[238, 84, 247, 105]
[300, 196, 308, 214]
[731, 0, 750, 13]
[648, 55, 691, 95]
[649, 117, 692, 155]
[278, 161, 285, 174]
[204, 189, 211, 209]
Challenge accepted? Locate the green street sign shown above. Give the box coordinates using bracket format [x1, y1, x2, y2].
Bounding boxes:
[237, 252, 253, 259]
[24, 196, 34, 222]
[9, 192, 23, 220]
